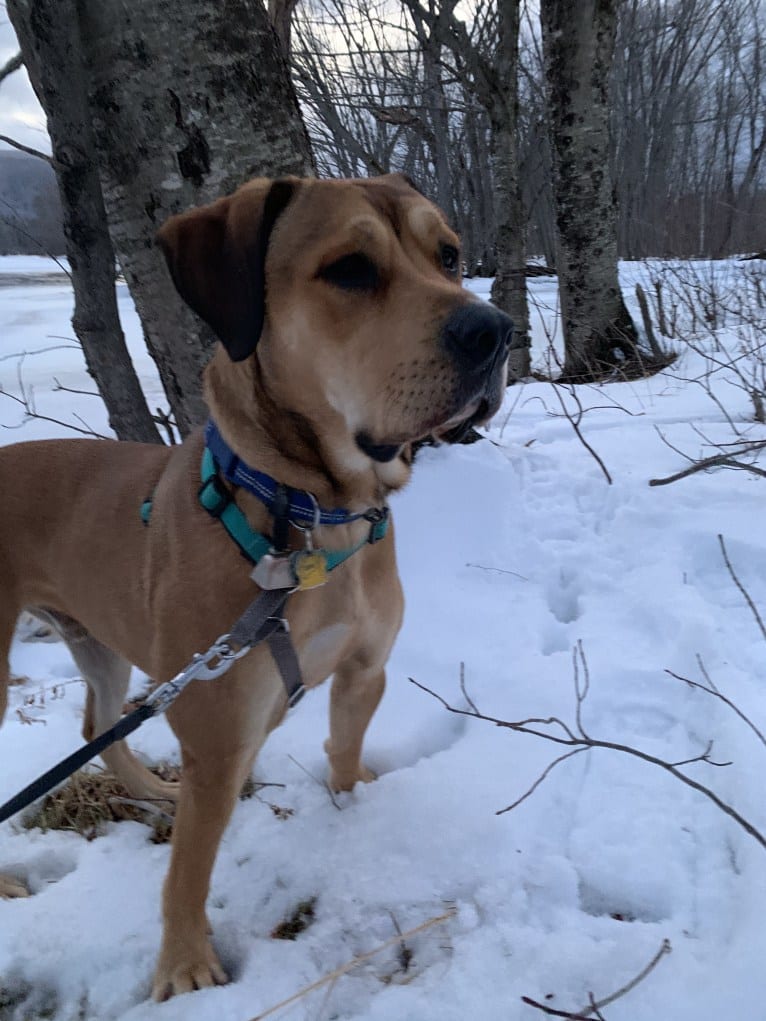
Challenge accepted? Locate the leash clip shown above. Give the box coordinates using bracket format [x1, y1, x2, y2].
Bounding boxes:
[192, 633, 252, 680]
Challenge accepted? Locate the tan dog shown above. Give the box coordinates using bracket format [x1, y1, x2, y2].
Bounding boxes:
[0, 174, 512, 998]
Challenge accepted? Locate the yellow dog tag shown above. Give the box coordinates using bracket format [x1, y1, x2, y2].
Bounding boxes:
[293, 551, 328, 590]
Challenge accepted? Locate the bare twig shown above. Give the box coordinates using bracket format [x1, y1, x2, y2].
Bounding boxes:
[459, 661, 480, 714]
[52, 378, 100, 398]
[521, 996, 596, 1020]
[649, 443, 766, 486]
[0, 134, 52, 164]
[0, 345, 80, 364]
[549, 382, 613, 484]
[718, 533, 766, 642]
[578, 938, 672, 1016]
[0, 385, 109, 439]
[497, 748, 589, 815]
[0, 51, 23, 85]
[522, 938, 671, 1018]
[153, 407, 178, 446]
[409, 652, 766, 853]
[665, 667, 766, 749]
[287, 753, 341, 810]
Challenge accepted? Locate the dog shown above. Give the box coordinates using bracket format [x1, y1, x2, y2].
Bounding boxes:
[0, 173, 512, 998]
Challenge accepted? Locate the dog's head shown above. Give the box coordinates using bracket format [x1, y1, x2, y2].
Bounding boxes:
[157, 175, 512, 486]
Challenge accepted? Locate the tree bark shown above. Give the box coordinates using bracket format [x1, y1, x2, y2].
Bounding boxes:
[269, 0, 300, 57]
[5, 0, 162, 444]
[399, 0, 530, 380]
[489, 0, 530, 380]
[76, 0, 314, 434]
[541, 0, 641, 380]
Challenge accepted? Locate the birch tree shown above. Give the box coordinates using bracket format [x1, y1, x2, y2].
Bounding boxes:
[7, 0, 313, 436]
[540, 0, 641, 380]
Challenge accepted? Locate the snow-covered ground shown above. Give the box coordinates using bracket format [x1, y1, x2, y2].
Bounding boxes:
[0, 257, 764, 1021]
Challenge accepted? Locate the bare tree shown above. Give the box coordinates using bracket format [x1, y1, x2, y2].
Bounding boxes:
[540, 0, 641, 380]
[7, 0, 314, 437]
[6, 1, 162, 443]
[293, 0, 529, 378]
[611, 0, 766, 259]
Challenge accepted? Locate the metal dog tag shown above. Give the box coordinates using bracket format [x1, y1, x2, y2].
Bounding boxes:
[251, 553, 297, 590]
[293, 550, 328, 590]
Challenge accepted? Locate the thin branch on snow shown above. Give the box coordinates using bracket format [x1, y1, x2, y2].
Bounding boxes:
[409, 640, 766, 853]
[522, 938, 672, 1019]
[665, 665, 766, 750]
[0, 358, 109, 439]
[52, 378, 100, 398]
[286, 753, 341, 811]
[497, 748, 589, 815]
[649, 440, 766, 485]
[549, 381, 613, 485]
[718, 533, 766, 642]
[0, 344, 80, 364]
[459, 661, 480, 715]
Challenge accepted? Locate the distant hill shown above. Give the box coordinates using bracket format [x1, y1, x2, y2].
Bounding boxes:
[0, 149, 65, 255]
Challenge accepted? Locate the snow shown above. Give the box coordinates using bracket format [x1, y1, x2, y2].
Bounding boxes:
[1, 255, 765, 1020]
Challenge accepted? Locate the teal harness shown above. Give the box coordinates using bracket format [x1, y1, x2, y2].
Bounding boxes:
[141, 439, 390, 587]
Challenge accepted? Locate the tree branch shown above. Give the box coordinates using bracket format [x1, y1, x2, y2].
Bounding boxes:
[0, 51, 23, 85]
[0, 134, 53, 164]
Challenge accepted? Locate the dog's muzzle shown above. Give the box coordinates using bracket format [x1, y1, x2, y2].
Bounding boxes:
[441, 302, 514, 373]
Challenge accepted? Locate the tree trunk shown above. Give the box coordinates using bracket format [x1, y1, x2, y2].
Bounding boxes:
[76, 0, 316, 434]
[489, 1, 530, 380]
[76, 0, 314, 434]
[6, 0, 162, 444]
[541, 0, 641, 380]
[269, 0, 299, 57]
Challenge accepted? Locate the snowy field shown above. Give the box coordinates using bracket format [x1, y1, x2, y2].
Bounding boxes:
[0, 255, 765, 1020]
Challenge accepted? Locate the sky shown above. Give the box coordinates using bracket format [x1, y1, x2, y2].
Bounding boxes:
[0, 6, 49, 155]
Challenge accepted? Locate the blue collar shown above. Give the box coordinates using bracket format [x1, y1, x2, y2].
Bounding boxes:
[204, 419, 387, 530]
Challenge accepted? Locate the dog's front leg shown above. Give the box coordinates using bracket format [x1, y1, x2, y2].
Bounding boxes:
[324, 662, 386, 792]
[152, 740, 254, 1000]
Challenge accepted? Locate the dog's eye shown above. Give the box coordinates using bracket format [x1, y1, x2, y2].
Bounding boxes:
[319, 253, 380, 292]
[440, 244, 460, 276]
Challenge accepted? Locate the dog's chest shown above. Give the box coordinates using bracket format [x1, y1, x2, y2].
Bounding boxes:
[298, 621, 352, 684]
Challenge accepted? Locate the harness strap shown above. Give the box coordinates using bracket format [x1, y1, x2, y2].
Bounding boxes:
[227, 587, 305, 707]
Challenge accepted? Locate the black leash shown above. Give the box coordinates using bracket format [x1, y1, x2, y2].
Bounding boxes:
[0, 587, 303, 826]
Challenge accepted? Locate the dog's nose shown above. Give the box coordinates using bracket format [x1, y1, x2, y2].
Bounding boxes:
[441, 303, 514, 371]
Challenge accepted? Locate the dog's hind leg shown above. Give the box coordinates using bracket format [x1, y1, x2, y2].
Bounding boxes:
[37, 611, 178, 804]
[0, 604, 32, 897]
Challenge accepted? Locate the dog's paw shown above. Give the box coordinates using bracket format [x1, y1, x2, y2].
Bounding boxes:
[152, 940, 228, 1001]
[324, 739, 378, 792]
[0, 873, 30, 899]
[329, 763, 377, 792]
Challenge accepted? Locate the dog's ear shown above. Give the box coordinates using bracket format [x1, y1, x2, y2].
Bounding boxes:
[156, 178, 298, 362]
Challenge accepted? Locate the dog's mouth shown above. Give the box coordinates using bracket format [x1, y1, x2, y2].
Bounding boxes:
[430, 396, 490, 444]
[355, 395, 495, 463]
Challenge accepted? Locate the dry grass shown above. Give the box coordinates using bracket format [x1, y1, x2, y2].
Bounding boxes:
[22, 764, 179, 843]
[270, 897, 317, 940]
